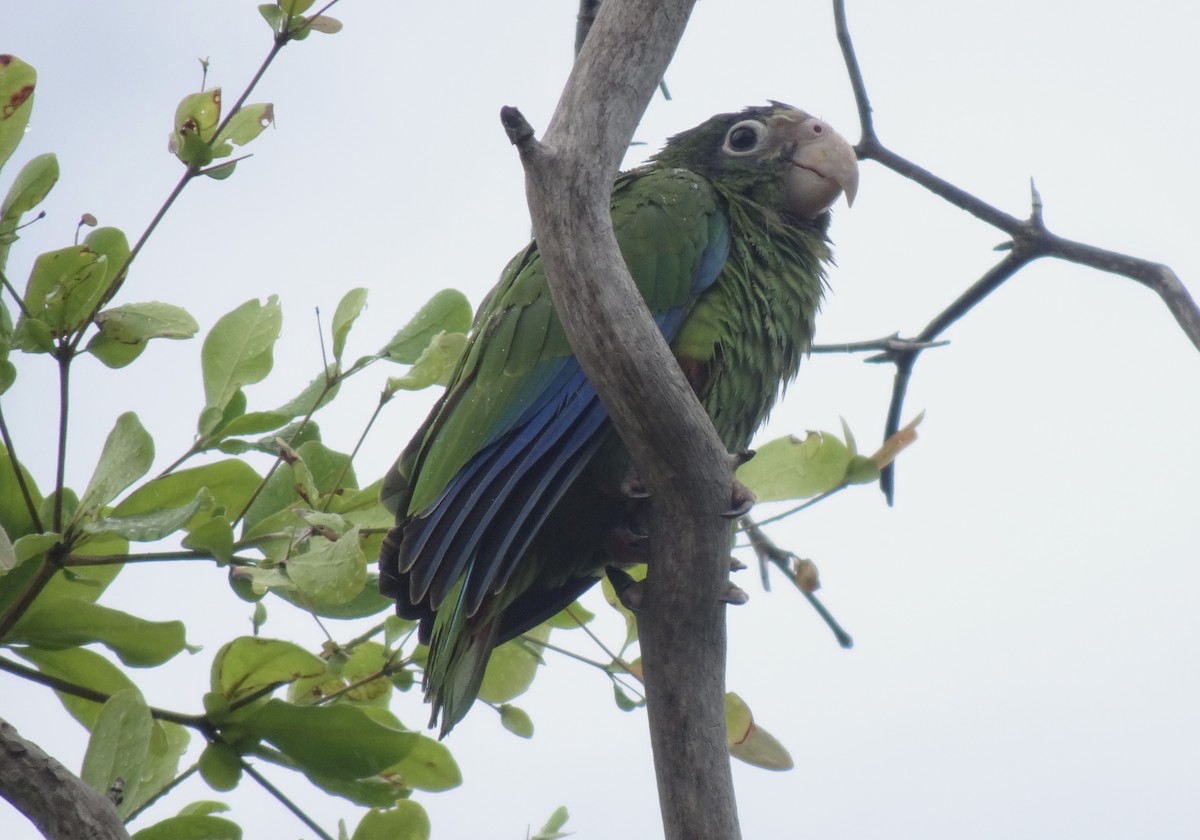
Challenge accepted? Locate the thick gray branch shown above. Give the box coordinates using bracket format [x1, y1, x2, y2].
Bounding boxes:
[0, 717, 131, 840]
[501, 0, 741, 837]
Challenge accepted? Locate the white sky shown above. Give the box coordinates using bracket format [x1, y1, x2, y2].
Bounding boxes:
[4, 1, 1199, 838]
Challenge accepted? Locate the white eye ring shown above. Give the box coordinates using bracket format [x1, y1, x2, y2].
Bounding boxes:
[722, 120, 767, 155]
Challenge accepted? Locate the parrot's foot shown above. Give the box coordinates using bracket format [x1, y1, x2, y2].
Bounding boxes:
[729, 556, 748, 572]
[719, 580, 750, 605]
[620, 467, 651, 499]
[721, 478, 756, 519]
[605, 565, 644, 612]
[604, 522, 649, 562]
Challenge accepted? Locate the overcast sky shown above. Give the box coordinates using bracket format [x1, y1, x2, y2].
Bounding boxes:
[4, 1, 1199, 838]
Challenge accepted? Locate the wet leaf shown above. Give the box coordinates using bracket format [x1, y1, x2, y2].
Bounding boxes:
[78, 412, 154, 514]
[0, 54, 36, 173]
[199, 297, 282, 435]
[378, 289, 472, 364]
[1, 152, 58, 219]
[80, 688, 153, 816]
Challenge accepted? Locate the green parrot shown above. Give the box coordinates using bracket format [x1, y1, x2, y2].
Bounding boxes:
[379, 102, 858, 736]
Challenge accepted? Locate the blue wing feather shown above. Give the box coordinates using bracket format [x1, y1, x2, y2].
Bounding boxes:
[390, 170, 732, 652]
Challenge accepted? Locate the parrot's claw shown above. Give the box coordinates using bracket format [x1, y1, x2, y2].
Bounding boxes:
[721, 479, 756, 519]
[605, 565, 644, 612]
[729, 449, 756, 468]
[719, 581, 750, 605]
[729, 556, 748, 572]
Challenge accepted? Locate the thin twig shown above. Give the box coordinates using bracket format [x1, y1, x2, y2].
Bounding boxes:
[240, 759, 335, 840]
[739, 518, 853, 649]
[0, 655, 206, 729]
[52, 350, 71, 531]
[830, 0, 1199, 503]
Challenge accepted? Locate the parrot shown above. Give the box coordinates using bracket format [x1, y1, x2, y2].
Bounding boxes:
[379, 102, 858, 736]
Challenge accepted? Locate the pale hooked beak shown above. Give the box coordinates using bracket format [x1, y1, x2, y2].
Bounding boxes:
[785, 116, 859, 218]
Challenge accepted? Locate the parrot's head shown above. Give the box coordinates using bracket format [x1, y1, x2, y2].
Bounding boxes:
[652, 103, 859, 220]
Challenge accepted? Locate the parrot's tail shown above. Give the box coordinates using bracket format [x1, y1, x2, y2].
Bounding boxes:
[424, 580, 500, 738]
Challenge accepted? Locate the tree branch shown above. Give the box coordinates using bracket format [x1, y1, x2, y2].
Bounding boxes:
[501, 1, 740, 837]
[0, 716, 131, 840]
[832, 0, 1200, 503]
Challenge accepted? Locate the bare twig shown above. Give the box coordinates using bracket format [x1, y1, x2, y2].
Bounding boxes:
[831, 0, 1199, 502]
[740, 517, 853, 649]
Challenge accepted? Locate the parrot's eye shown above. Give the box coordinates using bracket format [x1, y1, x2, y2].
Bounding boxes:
[723, 120, 767, 156]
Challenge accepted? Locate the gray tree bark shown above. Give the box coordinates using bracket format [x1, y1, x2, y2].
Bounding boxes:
[501, 0, 742, 837]
[0, 717, 130, 840]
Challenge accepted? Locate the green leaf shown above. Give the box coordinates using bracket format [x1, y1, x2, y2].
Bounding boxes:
[499, 704, 533, 738]
[132, 814, 242, 840]
[235, 699, 416, 780]
[82, 488, 212, 541]
[200, 297, 282, 434]
[0, 360, 15, 394]
[308, 16, 344, 34]
[383, 729, 461, 791]
[0, 55, 36, 174]
[78, 412, 155, 514]
[82, 225, 130, 287]
[19, 244, 108, 335]
[178, 801, 231, 817]
[531, 806, 572, 840]
[0, 524, 14, 572]
[737, 432, 853, 503]
[213, 103, 274, 149]
[844, 454, 881, 485]
[351, 802, 431, 840]
[25, 543, 123, 607]
[87, 301, 199, 368]
[210, 636, 325, 704]
[182, 516, 235, 564]
[0, 446, 42, 539]
[725, 692, 793, 771]
[170, 88, 222, 166]
[258, 4, 285, 31]
[386, 331, 467, 392]
[477, 623, 548, 704]
[114, 460, 261, 529]
[127, 720, 191, 816]
[80, 688, 153, 816]
[286, 526, 366, 606]
[271, 572, 392, 619]
[11, 598, 188, 667]
[379, 289, 472, 364]
[198, 740, 242, 791]
[546, 601, 594, 629]
[242, 440, 356, 534]
[1, 152, 58, 219]
[11, 314, 54, 353]
[332, 287, 367, 364]
[280, 0, 316, 15]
